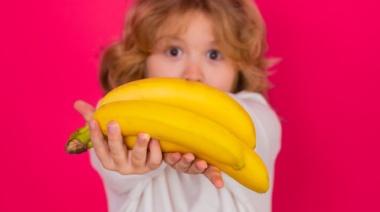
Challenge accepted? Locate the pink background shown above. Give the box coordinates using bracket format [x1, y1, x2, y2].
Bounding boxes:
[1, 0, 379, 211]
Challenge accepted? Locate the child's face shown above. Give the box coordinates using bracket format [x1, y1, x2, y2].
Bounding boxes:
[145, 12, 237, 92]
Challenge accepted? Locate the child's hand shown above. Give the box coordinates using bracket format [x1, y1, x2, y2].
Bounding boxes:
[164, 152, 224, 189]
[74, 100, 163, 174]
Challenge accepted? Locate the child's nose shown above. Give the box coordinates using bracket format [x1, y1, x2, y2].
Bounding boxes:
[181, 60, 204, 82]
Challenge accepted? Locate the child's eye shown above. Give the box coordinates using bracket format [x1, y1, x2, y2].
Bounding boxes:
[166, 47, 182, 57]
[207, 50, 222, 60]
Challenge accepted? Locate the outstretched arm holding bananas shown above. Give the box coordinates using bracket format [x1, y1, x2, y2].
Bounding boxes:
[68, 81, 281, 211]
[73, 100, 225, 189]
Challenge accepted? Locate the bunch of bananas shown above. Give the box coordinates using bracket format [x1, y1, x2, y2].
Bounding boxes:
[66, 78, 269, 193]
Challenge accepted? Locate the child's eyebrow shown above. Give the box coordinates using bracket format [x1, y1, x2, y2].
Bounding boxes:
[156, 35, 182, 43]
[154, 35, 184, 48]
[208, 41, 219, 47]
[154, 35, 220, 50]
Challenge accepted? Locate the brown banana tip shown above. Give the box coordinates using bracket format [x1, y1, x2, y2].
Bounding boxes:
[65, 139, 88, 154]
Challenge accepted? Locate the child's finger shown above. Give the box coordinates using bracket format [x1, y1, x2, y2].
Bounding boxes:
[173, 153, 195, 172]
[146, 139, 163, 169]
[74, 100, 95, 123]
[187, 159, 208, 174]
[130, 133, 150, 167]
[203, 165, 224, 189]
[163, 152, 181, 166]
[107, 121, 128, 168]
[89, 119, 113, 169]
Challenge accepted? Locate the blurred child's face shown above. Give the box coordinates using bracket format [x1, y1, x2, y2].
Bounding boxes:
[146, 12, 237, 92]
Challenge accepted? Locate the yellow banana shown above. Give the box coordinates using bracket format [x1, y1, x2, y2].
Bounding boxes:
[65, 124, 268, 192]
[215, 145, 269, 193]
[93, 100, 245, 170]
[98, 78, 256, 148]
[65, 78, 269, 192]
[124, 136, 269, 193]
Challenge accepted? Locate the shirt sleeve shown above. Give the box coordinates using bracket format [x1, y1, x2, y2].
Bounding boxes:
[229, 91, 282, 160]
[89, 149, 168, 211]
[225, 91, 282, 210]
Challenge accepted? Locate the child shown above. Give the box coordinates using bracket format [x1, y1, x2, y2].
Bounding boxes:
[74, 0, 281, 211]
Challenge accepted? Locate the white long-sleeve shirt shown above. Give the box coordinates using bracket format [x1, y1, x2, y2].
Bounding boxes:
[90, 91, 282, 212]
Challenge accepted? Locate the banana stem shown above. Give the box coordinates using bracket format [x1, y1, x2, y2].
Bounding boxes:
[65, 125, 91, 154]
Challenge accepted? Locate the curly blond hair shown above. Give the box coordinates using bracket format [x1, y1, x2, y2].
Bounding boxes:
[99, 0, 272, 95]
